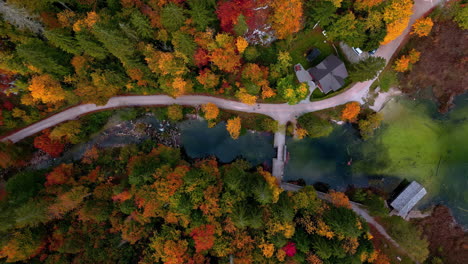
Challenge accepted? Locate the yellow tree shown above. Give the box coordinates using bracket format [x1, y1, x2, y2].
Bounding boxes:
[329, 190, 352, 209]
[327, 0, 343, 8]
[171, 77, 192, 97]
[236, 36, 248, 54]
[261, 85, 276, 99]
[411, 17, 434, 37]
[236, 88, 257, 105]
[341, 102, 361, 122]
[393, 55, 411, 72]
[296, 127, 308, 139]
[202, 103, 219, 120]
[408, 49, 421, 64]
[270, 0, 303, 39]
[259, 243, 275, 258]
[382, 0, 413, 44]
[394, 49, 420, 72]
[50, 120, 82, 144]
[355, 0, 383, 10]
[28, 75, 66, 104]
[226, 117, 241, 140]
[196, 69, 220, 90]
[167, 105, 183, 121]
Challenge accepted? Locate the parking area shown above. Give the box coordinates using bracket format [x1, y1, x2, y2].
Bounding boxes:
[339, 42, 370, 63]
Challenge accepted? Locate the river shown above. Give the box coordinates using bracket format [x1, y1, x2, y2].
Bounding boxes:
[284, 94, 468, 226]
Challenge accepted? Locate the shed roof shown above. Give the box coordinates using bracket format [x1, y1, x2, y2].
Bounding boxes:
[294, 63, 312, 83]
[306, 48, 321, 62]
[308, 55, 348, 94]
[390, 181, 427, 218]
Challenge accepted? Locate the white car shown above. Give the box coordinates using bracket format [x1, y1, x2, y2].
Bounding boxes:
[352, 47, 363, 56]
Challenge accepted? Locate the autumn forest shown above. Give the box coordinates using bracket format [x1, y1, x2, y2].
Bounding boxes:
[1, 0, 467, 263]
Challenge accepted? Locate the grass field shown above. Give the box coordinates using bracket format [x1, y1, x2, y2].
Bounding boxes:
[277, 28, 334, 69]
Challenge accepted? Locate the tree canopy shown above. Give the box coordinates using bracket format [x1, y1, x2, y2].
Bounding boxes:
[0, 143, 377, 263]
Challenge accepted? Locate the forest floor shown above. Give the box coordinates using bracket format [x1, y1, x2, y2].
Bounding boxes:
[413, 205, 468, 264]
[399, 21, 468, 113]
[369, 224, 414, 264]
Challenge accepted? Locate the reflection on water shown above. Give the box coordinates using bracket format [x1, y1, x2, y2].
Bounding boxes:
[179, 120, 276, 166]
[285, 94, 468, 226]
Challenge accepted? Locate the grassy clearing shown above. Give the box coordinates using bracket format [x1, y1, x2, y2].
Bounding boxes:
[277, 28, 334, 69]
[370, 67, 399, 92]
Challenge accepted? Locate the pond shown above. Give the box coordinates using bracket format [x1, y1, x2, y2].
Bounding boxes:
[284, 94, 468, 226]
[179, 120, 276, 166]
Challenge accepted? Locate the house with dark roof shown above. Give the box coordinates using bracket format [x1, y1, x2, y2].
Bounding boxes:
[294, 55, 348, 95]
[390, 181, 427, 219]
[308, 55, 348, 94]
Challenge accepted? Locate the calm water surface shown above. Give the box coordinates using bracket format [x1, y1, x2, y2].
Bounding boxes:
[179, 120, 276, 166]
[284, 94, 468, 226]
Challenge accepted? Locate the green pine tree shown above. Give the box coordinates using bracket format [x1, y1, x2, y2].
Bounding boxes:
[349, 56, 386, 82]
[172, 31, 197, 61]
[160, 2, 186, 32]
[187, 0, 216, 31]
[233, 14, 248, 36]
[16, 39, 72, 77]
[44, 29, 82, 54]
[130, 10, 153, 39]
[76, 30, 109, 60]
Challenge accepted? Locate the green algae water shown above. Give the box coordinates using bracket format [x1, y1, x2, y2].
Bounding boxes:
[284, 94, 468, 226]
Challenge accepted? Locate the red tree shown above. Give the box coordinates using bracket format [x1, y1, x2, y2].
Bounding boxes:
[194, 48, 209, 68]
[282, 242, 297, 257]
[190, 224, 216, 253]
[45, 163, 73, 186]
[3, 101, 14, 110]
[34, 130, 65, 157]
[216, 0, 254, 33]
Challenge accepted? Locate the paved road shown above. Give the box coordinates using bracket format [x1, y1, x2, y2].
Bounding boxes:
[0, 0, 440, 144]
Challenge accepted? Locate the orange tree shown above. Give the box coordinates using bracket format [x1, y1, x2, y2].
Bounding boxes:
[382, 0, 414, 44]
[341, 102, 361, 122]
[411, 17, 434, 37]
[270, 0, 303, 39]
[226, 116, 241, 139]
[202, 103, 219, 120]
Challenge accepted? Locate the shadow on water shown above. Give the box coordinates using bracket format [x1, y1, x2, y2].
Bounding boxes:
[179, 120, 276, 166]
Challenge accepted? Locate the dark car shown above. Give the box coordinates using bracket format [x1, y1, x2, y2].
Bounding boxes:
[368, 49, 378, 55]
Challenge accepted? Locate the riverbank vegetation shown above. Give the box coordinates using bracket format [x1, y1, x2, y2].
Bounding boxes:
[388, 1, 467, 113]
[297, 102, 383, 141]
[0, 143, 381, 263]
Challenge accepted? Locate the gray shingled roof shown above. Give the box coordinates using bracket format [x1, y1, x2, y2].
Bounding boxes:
[390, 181, 427, 218]
[294, 64, 312, 83]
[308, 55, 348, 94]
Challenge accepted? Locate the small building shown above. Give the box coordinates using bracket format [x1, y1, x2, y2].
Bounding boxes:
[308, 55, 348, 94]
[390, 181, 427, 219]
[294, 55, 348, 95]
[294, 63, 316, 91]
[306, 48, 321, 62]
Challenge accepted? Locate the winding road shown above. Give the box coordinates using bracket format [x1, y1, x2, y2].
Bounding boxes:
[0, 0, 440, 145]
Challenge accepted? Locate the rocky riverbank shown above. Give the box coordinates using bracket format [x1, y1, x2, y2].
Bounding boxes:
[31, 114, 181, 169]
